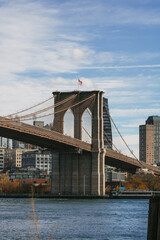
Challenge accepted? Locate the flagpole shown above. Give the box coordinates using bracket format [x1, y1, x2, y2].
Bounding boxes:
[77, 78, 82, 91]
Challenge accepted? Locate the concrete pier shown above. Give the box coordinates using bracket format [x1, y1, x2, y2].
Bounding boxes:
[147, 195, 160, 240]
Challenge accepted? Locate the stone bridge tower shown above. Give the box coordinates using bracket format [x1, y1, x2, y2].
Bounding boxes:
[51, 91, 105, 196]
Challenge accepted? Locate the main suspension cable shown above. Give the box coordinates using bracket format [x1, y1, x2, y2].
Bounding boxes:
[9, 95, 76, 121]
[103, 105, 146, 168]
[0, 95, 77, 122]
[104, 105, 138, 159]
[104, 132, 120, 153]
[5, 96, 54, 118]
[82, 126, 91, 139]
[0, 94, 96, 122]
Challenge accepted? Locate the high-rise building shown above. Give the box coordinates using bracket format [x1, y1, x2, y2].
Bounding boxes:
[103, 98, 112, 149]
[139, 116, 160, 165]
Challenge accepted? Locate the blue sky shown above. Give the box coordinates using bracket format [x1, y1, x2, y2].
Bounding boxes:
[0, 0, 160, 157]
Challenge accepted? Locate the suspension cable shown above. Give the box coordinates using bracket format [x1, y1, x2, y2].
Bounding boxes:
[103, 105, 138, 158]
[7, 95, 76, 121]
[0, 94, 96, 122]
[21, 94, 95, 121]
[5, 96, 54, 118]
[104, 132, 120, 153]
[82, 126, 91, 139]
[103, 105, 146, 168]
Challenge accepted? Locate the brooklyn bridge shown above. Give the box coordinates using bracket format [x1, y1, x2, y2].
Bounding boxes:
[0, 90, 160, 196]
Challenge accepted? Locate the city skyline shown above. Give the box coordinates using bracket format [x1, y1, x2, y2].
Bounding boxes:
[0, 0, 160, 157]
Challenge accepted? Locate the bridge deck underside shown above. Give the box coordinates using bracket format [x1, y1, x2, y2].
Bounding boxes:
[105, 156, 139, 173]
[0, 126, 73, 152]
[105, 149, 160, 175]
[0, 120, 91, 152]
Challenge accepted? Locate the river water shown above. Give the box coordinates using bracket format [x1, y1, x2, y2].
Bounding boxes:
[0, 198, 148, 240]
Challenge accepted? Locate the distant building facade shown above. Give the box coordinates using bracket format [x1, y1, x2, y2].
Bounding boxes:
[0, 137, 12, 148]
[139, 116, 160, 165]
[4, 148, 35, 168]
[12, 139, 39, 150]
[33, 121, 44, 128]
[0, 147, 5, 172]
[22, 150, 53, 174]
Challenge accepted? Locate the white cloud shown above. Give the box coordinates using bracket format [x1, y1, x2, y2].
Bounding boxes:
[72, 48, 85, 60]
[56, 1, 160, 26]
[111, 108, 160, 117]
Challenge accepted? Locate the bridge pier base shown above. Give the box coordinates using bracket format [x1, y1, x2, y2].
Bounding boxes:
[51, 151, 105, 196]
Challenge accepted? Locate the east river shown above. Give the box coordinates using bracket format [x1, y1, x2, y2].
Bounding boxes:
[0, 198, 148, 240]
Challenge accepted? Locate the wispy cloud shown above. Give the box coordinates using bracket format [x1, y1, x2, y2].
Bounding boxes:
[55, 1, 160, 26]
[80, 64, 160, 70]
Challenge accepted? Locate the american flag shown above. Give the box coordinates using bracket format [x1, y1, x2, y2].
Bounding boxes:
[78, 79, 82, 85]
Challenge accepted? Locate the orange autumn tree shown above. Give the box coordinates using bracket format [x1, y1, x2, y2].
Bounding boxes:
[124, 173, 160, 191]
[0, 172, 22, 193]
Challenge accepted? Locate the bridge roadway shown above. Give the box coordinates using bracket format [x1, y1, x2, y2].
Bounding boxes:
[0, 117, 160, 175]
[0, 117, 91, 152]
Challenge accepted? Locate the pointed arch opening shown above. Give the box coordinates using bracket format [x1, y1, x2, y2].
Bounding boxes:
[82, 108, 92, 144]
[64, 109, 74, 137]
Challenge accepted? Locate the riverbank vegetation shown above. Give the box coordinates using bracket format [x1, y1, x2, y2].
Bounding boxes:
[123, 173, 160, 191]
[105, 172, 160, 192]
[1, 172, 160, 194]
[0, 172, 50, 194]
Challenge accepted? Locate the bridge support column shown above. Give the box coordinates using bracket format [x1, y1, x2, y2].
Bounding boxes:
[72, 154, 79, 195]
[51, 152, 60, 194]
[51, 152, 105, 196]
[91, 151, 105, 196]
[100, 150, 106, 196]
[91, 152, 100, 195]
[51, 151, 92, 196]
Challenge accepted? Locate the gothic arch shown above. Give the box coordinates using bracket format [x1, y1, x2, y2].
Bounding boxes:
[82, 108, 92, 143]
[64, 109, 74, 137]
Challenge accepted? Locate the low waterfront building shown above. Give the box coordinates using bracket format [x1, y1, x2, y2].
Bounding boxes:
[105, 167, 126, 190]
[107, 171, 125, 182]
[9, 167, 51, 192]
